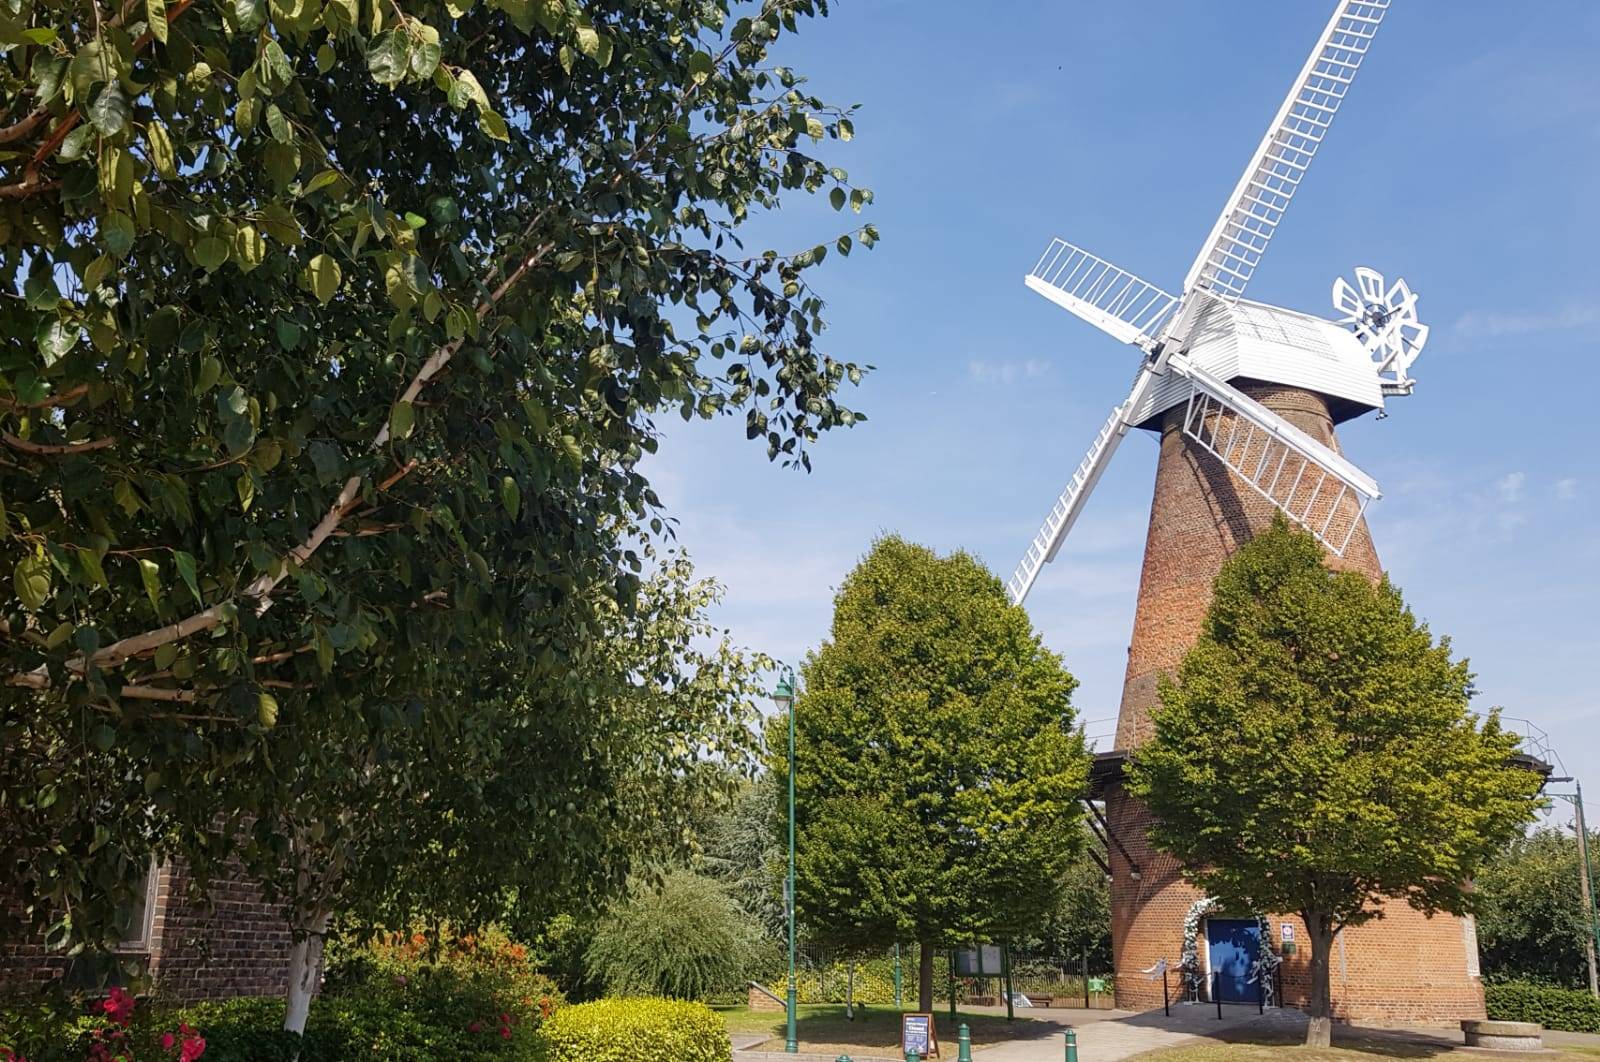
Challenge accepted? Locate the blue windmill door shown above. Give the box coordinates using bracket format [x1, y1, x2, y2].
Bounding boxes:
[1205, 918, 1260, 1003]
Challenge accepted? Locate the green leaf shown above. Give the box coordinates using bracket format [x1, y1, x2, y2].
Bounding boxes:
[77, 547, 108, 589]
[257, 691, 279, 728]
[146, 120, 177, 178]
[36, 319, 76, 365]
[101, 212, 136, 259]
[366, 31, 408, 85]
[390, 400, 415, 440]
[194, 237, 229, 272]
[193, 356, 222, 396]
[478, 109, 509, 142]
[236, 473, 255, 512]
[90, 725, 116, 753]
[137, 558, 161, 612]
[89, 84, 130, 136]
[146, 0, 168, 42]
[307, 254, 341, 304]
[500, 476, 521, 519]
[46, 622, 75, 649]
[315, 42, 336, 73]
[234, 0, 265, 29]
[233, 225, 266, 272]
[409, 40, 441, 80]
[173, 550, 202, 605]
[829, 187, 846, 211]
[686, 51, 714, 84]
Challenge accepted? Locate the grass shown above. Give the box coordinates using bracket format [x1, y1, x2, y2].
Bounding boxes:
[715, 1003, 1048, 1053]
[1130, 1025, 1600, 1061]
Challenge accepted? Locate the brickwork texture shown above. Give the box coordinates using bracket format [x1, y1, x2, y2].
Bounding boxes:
[1, 859, 295, 1001]
[1107, 383, 1484, 1026]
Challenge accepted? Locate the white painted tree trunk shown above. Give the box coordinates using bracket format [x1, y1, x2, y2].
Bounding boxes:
[284, 910, 330, 1037]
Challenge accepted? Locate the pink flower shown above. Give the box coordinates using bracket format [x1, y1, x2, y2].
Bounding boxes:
[179, 1035, 206, 1062]
[467, 1021, 482, 1033]
[499, 1027, 511, 1041]
[162, 1033, 176, 1050]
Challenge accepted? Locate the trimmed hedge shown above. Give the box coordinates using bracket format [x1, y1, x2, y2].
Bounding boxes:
[1485, 980, 1600, 1033]
[539, 998, 730, 1062]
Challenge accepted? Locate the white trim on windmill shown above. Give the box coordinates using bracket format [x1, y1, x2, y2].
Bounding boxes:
[1007, 0, 1429, 607]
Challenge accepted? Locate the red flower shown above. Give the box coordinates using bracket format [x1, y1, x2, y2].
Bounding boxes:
[179, 1035, 206, 1062]
[161, 1033, 176, 1050]
[499, 1027, 511, 1041]
[467, 1021, 482, 1034]
[100, 987, 135, 1027]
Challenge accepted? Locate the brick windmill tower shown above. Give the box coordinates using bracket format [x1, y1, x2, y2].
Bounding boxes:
[1006, 0, 1487, 1025]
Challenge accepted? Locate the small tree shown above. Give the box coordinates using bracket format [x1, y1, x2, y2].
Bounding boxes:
[1476, 827, 1598, 988]
[780, 536, 1089, 1012]
[1127, 518, 1544, 1046]
[584, 868, 767, 1000]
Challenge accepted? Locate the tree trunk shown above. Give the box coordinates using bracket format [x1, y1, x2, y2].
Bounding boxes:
[1304, 912, 1337, 1048]
[284, 909, 330, 1037]
[919, 939, 935, 1013]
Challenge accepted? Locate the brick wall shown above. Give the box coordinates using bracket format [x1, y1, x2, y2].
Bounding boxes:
[1106, 384, 1484, 1026]
[0, 859, 295, 1002]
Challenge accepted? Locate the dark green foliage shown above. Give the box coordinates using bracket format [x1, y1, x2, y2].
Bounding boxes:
[1127, 517, 1545, 1042]
[2, 0, 873, 954]
[779, 536, 1089, 994]
[697, 773, 786, 941]
[1476, 828, 1598, 987]
[1485, 980, 1600, 1033]
[1024, 829, 1112, 969]
[584, 868, 768, 1000]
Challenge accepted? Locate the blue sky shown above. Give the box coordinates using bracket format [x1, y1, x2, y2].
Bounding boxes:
[648, 2, 1600, 827]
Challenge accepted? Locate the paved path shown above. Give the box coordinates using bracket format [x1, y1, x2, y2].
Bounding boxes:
[967, 1004, 1297, 1061]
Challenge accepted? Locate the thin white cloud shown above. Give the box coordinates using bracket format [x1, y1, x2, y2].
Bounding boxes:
[1556, 478, 1580, 502]
[1496, 471, 1526, 503]
[968, 358, 1050, 385]
[1452, 303, 1599, 342]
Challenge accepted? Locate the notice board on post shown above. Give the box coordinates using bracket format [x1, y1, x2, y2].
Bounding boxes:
[901, 1012, 939, 1058]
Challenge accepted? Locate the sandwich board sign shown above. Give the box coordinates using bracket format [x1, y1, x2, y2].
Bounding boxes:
[901, 1013, 939, 1058]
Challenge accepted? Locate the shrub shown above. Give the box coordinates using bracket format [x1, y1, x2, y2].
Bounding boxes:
[539, 999, 729, 1062]
[1485, 980, 1600, 1033]
[585, 871, 764, 1000]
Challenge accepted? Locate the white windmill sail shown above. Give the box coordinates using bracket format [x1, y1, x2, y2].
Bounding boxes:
[1007, 0, 1397, 606]
[1181, 0, 1390, 305]
[1026, 240, 1179, 351]
[1170, 360, 1379, 557]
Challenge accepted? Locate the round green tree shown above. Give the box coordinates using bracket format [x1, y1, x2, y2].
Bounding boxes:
[779, 535, 1090, 1012]
[1127, 517, 1545, 1047]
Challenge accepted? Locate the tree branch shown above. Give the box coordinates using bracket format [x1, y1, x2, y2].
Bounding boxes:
[2, 432, 115, 456]
[0, 385, 89, 412]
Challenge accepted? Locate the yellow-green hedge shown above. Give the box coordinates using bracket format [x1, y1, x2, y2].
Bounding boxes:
[539, 998, 730, 1062]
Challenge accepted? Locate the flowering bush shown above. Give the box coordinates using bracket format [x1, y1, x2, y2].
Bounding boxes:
[0, 987, 203, 1062]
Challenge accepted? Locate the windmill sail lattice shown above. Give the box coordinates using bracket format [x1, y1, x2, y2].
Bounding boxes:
[1177, 365, 1379, 557]
[1026, 240, 1179, 351]
[1182, 0, 1390, 302]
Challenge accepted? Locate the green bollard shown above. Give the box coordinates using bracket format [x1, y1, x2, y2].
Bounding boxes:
[1064, 1027, 1079, 1062]
[905, 1053, 921, 1062]
[836, 1057, 853, 1062]
[957, 1022, 973, 1062]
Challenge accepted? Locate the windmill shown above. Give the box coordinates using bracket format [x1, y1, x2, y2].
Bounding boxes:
[1007, 2, 1486, 1023]
[1005, 0, 1428, 609]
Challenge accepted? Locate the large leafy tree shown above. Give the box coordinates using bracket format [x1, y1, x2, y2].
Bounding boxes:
[228, 554, 769, 1029]
[1475, 826, 1598, 989]
[1126, 518, 1544, 1047]
[0, 0, 872, 996]
[779, 535, 1089, 1012]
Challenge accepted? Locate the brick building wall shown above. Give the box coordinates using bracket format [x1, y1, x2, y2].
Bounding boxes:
[1106, 384, 1484, 1026]
[1, 859, 295, 1001]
